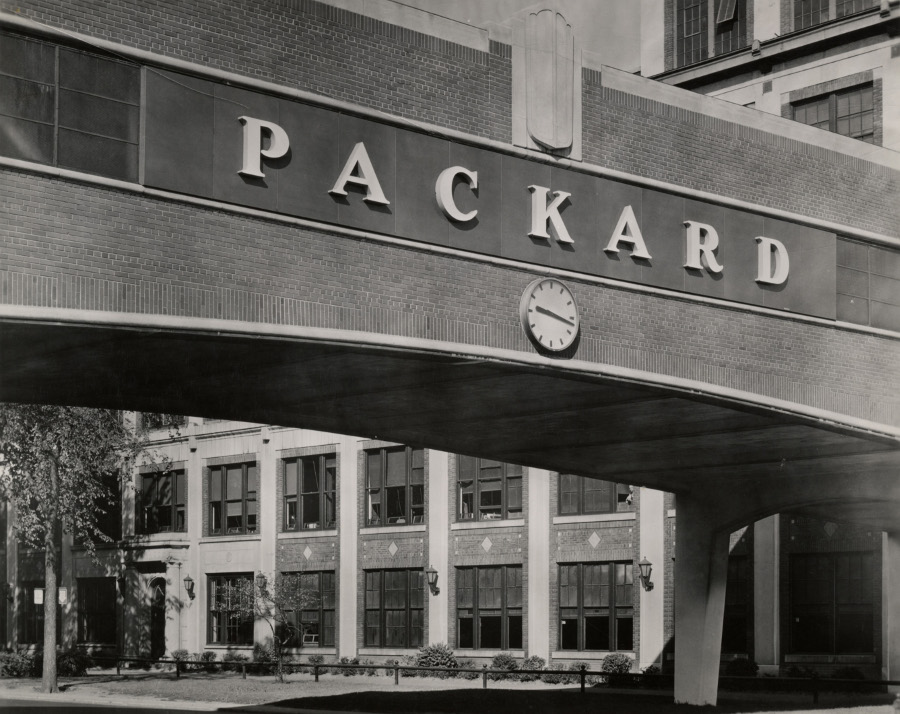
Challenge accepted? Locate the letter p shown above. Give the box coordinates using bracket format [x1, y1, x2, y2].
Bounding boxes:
[238, 116, 289, 178]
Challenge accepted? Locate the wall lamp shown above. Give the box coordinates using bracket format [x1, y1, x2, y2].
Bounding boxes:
[424, 565, 440, 595]
[183, 574, 195, 600]
[638, 557, 654, 591]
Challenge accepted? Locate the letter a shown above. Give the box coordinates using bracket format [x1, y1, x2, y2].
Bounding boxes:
[605, 205, 651, 260]
[755, 237, 789, 285]
[329, 142, 390, 205]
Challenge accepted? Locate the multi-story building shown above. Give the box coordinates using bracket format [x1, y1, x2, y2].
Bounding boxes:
[0, 412, 886, 678]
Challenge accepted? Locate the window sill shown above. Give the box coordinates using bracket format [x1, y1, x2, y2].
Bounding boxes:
[553, 512, 635, 525]
[451, 519, 525, 531]
[453, 650, 525, 658]
[200, 534, 261, 544]
[551, 651, 634, 660]
[205, 644, 254, 650]
[784, 654, 876, 664]
[278, 529, 338, 540]
[359, 648, 421, 656]
[362, 524, 427, 534]
[127, 533, 190, 543]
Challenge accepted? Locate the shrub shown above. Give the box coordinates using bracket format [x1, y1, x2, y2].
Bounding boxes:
[222, 651, 249, 672]
[541, 663, 570, 685]
[0, 650, 36, 677]
[724, 658, 758, 677]
[519, 655, 545, 682]
[601, 653, 633, 674]
[642, 665, 661, 675]
[252, 643, 277, 675]
[358, 658, 379, 676]
[399, 654, 419, 677]
[57, 649, 94, 676]
[195, 650, 218, 673]
[489, 652, 519, 681]
[339, 656, 359, 676]
[832, 667, 864, 680]
[568, 661, 600, 685]
[783, 665, 816, 678]
[455, 658, 480, 680]
[383, 658, 400, 677]
[171, 649, 191, 662]
[416, 642, 457, 678]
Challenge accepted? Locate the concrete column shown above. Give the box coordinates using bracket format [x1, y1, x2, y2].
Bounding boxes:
[183, 419, 203, 653]
[338, 435, 359, 658]
[427, 450, 449, 644]
[527, 468, 550, 660]
[640, 0, 666, 77]
[639, 487, 665, 669]
[673, 496, 730, 706]
[259, 427, 277, 576]
[753, 0, 781, 43]
[884, 532, 900, 692]
[753, 515, 780, 675]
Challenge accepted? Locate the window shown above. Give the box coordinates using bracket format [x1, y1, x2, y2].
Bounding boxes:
[677, 0, 708, 67]
[456, 565, 523, 650]
[284, 571, 336, 647]
[713, 0, 747, 55]
[793, 84, 874, 144]
[558, 475, 633, 516]
[0, 30, 140, 181]
[721, 555, 751, 653]
[208, 462, 258, 535]
[836, 0, 878, 16]
[366, 447, 424, 526]
[20, 582, 61, 645]
[94, 472, 122, 541]
[790, 552, 874, 654]
[78, 577, 117, 644]
[794, 0, 876, 29]
[140, 469, 186, 534]
[457, 457, 522, 522]
[208, 573, 254, 645]
[559, 562, 634, 651]
[284, 454, 336, 531]
[364, 569, 425, 648]
[141, 413, 187, 431]
[676, 0, 748, 68]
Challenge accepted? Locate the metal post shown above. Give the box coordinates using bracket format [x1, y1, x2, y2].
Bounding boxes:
[314, 664, 319, 682]
[116, 659, 120, 676]
[483, 664, 488, 689]
[580, 664, 586, 693]
[394, 664, 399, 685]
[242, 663, 246, 679]
[176, 660, 180, 679]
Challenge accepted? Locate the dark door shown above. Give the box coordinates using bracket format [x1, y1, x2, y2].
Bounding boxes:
[149, 578, 166, 660]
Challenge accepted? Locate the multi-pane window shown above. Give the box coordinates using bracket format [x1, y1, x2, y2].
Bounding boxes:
[721, 555, 751, 653]
[364, 569, 425, 648]
[139, 470, 185, 534]
[209, 462, 258, 535]
[457, 565, 523, 650]
[795, 0, 876, 29]
[457, 457, 522, 521]
[714, 0, 747, 55]
[677, 0, 708, 67]
[836, 0, 877, 16]
[20, 582, 61, 645]
[559, 562, 634, 652]
[558, 474, 633, 516]
[366, 447, 424, 526]
[790, 552, 874, 654]
[793, 85, 874, 143]
[0, 30, 140, 181]
[208, 573, 254, 645]
[78, 577, 117, 644]
[284, 454, 336, 531]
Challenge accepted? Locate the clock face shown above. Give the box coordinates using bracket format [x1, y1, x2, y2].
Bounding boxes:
[519, 278, 580, 353]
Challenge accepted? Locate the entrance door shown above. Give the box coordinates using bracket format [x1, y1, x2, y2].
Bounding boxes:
[149, 578, 166, 660]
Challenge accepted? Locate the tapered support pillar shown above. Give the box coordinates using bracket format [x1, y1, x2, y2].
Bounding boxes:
[673, 496, 730, 705]
[884, 532, 900, 693]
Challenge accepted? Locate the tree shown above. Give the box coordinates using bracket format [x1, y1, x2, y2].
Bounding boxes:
[0, 405, 155, 693]
[215, 572, 320, 683]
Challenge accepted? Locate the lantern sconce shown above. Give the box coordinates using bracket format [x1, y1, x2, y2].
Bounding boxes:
[424, 565, 440, 595]
[638, 557, 654, 591]
[183, 574, 195, 600]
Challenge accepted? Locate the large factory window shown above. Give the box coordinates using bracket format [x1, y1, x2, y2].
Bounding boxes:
[558, 562, 634, 652]
[793, 84, 874, 143]
[208, 462, 258, 536]
[365, 447, 425, 526]
[456, 565, 523, 650]
[364, 569, 425, 648]
[284, 454, 336, 531]
[558, 475, 633, 516]
[457, 457, 522, 522]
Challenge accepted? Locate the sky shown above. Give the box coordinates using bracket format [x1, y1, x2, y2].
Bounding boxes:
[393, 0, 643, 71]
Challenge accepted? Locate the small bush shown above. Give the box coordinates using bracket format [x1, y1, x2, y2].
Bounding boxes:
[357, 658, 379, 676]
[541, 663, 570, 684]
[0, 650, 36, 677]
[724, 658, 758, 677]
[339, 656, 359, 676]
[222, 652, 249, 672]
[252, 643, 277, 675]
[171, 649, 190, 662]
[383, 658, 400, 677]
[416, 642, 457, 678]
[194, 650, 218, 673]
[57, 649, 94, 676]
[455, 658, 480, 680]
[642, 665, 661, 675]
[399, 654, 419, 677]
[489, 652, 519, 681]
[519, 655, 545, 682]
[783, 665, 816, 678]
[600, 652, 632, 674]
[832, 667, 864, 680]
[568, 661, 600, 686]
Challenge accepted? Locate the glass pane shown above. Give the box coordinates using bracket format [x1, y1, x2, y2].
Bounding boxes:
[559, 473, 580, 514]
[560, 565, 579, 607]
[247, 465, 258, 495]
[479, 614, 501, 648]
[458, 614, 473, 648]
[175, 471, 185, 505]
[158, 474, 172, 506]
[385, 570, 407, 608]
[385, 609, 407, 647]
[584, 564, 603, 607]
[479, 480, 502, 518]
[210, 502, 221, 533]
[387, 486, 406, 522]
[285, 500, 297, 530]
[246, 500, 257, 533]
[458, 455, 476, 481]
[457, 568, 474, 609]
[0, 115, 51, 163]
[367, 452, 382, 489]
[57, 128, 138, 182]
[506, 477, 522, 515]
[836, 610, 873, 653]
[0, 32, 56, 83]
[0, 75, 55, 123]
[478, 568, 502, 609]
[225, 466, 242, 499]
[58, 89, 140, 142]
[324, 492, 335, 527]
[365, 609, 380, 647]
[325, 457, 336, 492]
[210, 468, 222, 501]
[616, 612, 634, 650]
[560, 616, 578, 649]
[284, 461, 298, 496]
[302, 458, 320, 494]
[508, 613, 523, 649]
[585, 614, 610, 650]
[386, 449, 407, 487]
[366, 571, 381, 608]
[302, 493, 320, 527]
[507, 566, 522, 607]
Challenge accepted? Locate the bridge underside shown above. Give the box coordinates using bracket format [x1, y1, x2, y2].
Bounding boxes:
[1, 316, 897, 532]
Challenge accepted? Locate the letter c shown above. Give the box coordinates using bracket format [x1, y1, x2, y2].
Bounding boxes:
[435, 166, 478, 223]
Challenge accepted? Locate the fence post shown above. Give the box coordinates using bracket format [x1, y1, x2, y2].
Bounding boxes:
[116, 659, 120, 676]
[483, 664, 488, 690]
[580, 664, 586, 693]
[314, 664, 319, 683]
[242, 663, 246, 680]
[394, 664, 399, 685]
[175, 660, 180, 679]
[811, 672, 819, 705]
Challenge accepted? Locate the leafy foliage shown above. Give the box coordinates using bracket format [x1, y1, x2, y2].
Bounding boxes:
[519, 655, 546, 681]
[600, 652, 633, 674]
[415, 642, 458, 678]
[723, 658, 759, 677]
[0, 650, 37, 677]
[540, 663, 571, 684]
[489, 652, 519, 680]
[455, 658, 480, 680]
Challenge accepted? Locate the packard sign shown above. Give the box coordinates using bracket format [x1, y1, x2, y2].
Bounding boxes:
[144, 70, 836, 319]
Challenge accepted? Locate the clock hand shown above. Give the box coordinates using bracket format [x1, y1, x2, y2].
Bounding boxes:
[534, 304, 575, 326]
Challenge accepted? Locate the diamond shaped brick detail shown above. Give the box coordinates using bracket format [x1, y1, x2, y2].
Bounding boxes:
[481, 537, 493, 552]
[823, 522, 838, 538]
[588, 531, 601, 549]
[303, 546, 312, 560]
[388, 541, 399, 557]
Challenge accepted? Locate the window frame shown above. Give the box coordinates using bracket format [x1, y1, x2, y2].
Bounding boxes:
[793, 0, 877, 31]
[456, 565, 523, 651]
[208, 462, 258, 536]
[139, 469, 186, 535]
[363, 568, 425, 648]
[207, 573, 254, 646]
[283, 571, 336, 647]
[365, 446, 425, 527]
[557, 474, 633, 516]
[283, 454, 336, 531]
[457, 457, 523, 522]
[77, 577, 117, 645]
[792, 83, 875, 144]
[558, 561, 634, 652]
[675, 0, 749, 68]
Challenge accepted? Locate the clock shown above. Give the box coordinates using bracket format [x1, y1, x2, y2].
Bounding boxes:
[519, 277, 580, 353]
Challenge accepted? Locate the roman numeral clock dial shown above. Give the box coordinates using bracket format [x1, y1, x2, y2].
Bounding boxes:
[519, 277, 580, 354]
